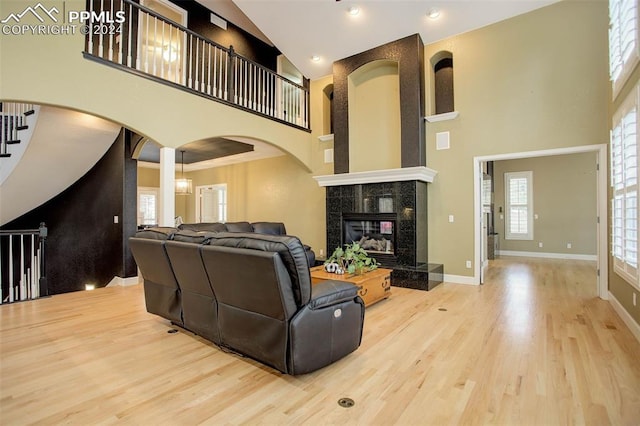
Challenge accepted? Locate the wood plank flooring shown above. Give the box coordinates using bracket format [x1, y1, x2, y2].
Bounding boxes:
[1, 257, 639, 425]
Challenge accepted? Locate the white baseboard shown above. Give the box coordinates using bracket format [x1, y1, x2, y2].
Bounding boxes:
[106, 275, 141, 287]
[497, 250, 597, 261]
[444, 274, 479, 286]
[608, 291, 640, 344]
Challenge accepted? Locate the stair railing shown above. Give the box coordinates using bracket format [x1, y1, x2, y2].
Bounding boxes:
[83, 0, 309, 130]
[1, 102, 35, 159]
[0, 223, 48, 304]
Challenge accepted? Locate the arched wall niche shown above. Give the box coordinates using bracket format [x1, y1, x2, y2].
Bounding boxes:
[347, 60, 401, 172]
[322, 84, 334, 135]
[429, 50, 454, 115]
[332, 34, 425, 174]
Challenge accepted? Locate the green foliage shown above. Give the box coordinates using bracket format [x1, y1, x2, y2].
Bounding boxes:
[325, 242, 379, 274]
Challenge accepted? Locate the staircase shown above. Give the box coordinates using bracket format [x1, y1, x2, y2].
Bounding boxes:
[1, 102, 34, 157]
[0, 105, 121, 226]
[0, 103, 38, 186]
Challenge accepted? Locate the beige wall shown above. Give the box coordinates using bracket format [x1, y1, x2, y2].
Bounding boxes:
[169, 156, 324, 252]
[423, 1, 609, 276]
[136, 156, 325, 251]
[137, 168, 160, 189]
[493, 153, 597, 256]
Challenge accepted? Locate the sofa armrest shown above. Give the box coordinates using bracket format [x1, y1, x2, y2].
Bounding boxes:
[308, 280, 359, 310]
[288, 282, 364, 374]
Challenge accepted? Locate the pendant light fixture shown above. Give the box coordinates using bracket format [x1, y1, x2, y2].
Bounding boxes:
[175, 150, 192, 195]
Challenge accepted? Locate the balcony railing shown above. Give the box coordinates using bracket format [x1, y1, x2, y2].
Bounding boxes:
[83, 0, 309, 130]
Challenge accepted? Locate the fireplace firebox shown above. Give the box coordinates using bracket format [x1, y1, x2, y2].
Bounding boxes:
[342, 213, 397, 265]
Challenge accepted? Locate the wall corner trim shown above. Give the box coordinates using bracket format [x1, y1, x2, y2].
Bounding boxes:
[608, 291, 640, 344]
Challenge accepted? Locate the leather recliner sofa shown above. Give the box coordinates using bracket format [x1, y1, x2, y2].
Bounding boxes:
[178, 221, 316, 265]
[129, 228, 365, 375]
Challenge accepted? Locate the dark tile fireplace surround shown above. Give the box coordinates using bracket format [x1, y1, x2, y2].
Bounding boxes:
[326, 181, 443, 290]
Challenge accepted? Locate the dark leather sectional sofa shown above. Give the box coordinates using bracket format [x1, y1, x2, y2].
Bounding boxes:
[178, 221, 316, 265]
[129, 224, 365, 375]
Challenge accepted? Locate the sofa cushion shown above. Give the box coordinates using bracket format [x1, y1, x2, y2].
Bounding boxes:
[172, 230, 217, 244]
[206, 233, 312, 306]
[134, 227, 178, 240]
[179, 223, 228, 233]
[251, 222, 287, 235]
[224, 221, 253, 232]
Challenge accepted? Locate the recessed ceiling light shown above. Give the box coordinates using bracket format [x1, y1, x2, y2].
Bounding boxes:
[311, 55, 321, 62]
[427, 8, 440, 19]
[348, 6, 360, 16]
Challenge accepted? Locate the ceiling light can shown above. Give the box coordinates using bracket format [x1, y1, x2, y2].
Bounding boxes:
[427, 8, 440, 19]
[348, 6, 359, 16]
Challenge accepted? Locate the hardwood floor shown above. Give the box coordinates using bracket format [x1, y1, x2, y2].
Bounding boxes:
[1, 257, 639, 425]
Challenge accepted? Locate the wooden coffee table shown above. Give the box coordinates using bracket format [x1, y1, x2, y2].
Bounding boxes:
[309, 266, 392, 307]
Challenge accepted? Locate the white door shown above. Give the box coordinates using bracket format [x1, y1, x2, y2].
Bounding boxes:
[137, 187, 159, 226]
[196, 184, 227, 223]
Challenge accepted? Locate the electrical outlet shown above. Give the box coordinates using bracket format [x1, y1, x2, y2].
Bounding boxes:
[448, 215, 454, 223]
[567, 243, 572, 249]
[634, 293, 637, 307]
[114, 215, 119, 224]
[538, 242, 543, 248]
[465, 260, 472, 269]
[500, 214, 504, 220]
[534, 214, 539, 220]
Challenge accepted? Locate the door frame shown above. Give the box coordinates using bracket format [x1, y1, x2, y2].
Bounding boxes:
[195, 183, 227, 223]
[473, 144, 608, 299]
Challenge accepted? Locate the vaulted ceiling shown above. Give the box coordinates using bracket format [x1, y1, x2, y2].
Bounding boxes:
[198, 0, 559, 80]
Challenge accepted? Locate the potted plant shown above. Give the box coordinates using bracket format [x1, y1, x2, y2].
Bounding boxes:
[324, 242, 380, 275]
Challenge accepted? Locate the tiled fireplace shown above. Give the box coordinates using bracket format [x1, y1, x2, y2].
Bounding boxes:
[316, 169, 444, 291]
[315, 34, 443, 290]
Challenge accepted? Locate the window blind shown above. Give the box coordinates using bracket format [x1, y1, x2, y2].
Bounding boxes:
[505, 171, 533, 240]
[611, 86, 639, 287]
[609, 0, 639, 96]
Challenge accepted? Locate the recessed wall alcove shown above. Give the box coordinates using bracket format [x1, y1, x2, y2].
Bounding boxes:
[348, 60, 401, 172]
[332, 34, 426, 174]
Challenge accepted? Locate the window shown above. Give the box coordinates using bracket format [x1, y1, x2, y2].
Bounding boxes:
[611, 85, 639, 287]
[609, 0, 638, 97]
[137, 187, 159, 226]
[505, 171, 533, 240]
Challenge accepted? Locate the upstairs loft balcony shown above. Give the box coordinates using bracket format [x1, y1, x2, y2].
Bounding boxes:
[83, 0, 309, 131]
